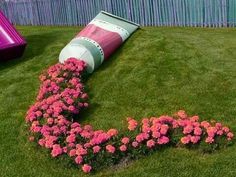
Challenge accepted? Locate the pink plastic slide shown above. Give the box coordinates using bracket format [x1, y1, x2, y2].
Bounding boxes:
[0, 10, 26, 60]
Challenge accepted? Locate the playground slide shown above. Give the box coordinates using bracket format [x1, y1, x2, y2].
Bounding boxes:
[59, 11, 139, 73]
[0, 10, 26, 60]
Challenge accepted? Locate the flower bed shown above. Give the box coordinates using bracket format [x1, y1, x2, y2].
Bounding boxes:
[26, 58, 234, 174]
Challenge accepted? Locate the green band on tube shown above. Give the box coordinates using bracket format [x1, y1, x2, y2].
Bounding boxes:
[70, 38, 103, 70]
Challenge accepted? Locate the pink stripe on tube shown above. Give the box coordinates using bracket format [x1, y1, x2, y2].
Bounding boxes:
[77, 24, 123, 59]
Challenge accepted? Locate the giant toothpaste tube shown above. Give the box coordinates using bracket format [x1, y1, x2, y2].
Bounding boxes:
[59, 11, 139, 73]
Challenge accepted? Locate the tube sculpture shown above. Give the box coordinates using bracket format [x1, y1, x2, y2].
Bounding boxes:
[59, 11, 139, 73]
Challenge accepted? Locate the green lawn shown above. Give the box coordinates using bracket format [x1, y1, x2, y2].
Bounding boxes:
[1, 26, 236, 177]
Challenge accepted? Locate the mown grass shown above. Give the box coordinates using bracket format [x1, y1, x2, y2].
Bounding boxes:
[0, 26, 236, 177]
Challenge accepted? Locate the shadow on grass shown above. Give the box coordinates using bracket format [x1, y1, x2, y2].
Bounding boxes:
[75, 45, 128, 123]
[73, 30, 144, 123]
[0, 32, 59, 72]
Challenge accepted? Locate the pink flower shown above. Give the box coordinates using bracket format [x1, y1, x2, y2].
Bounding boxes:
[132, 141, 139, 148]
[136, 133, 149, 143]
[51, 144, 63, 157]
[181, 136, 190, 144]
[119, 145, 127, 152]
[90, 132, 109, 145]
[205, 137, 214, 144]
[68, 105, 75, 112]
[76, 147, 87, 156]
[121, 137, 130, 144]
[106, 145, 115, 153]
[177, 110, 187, 119]
[83, 102, 89, 107]
[142, 118, 149, 124]
[81, 93, 88, 99]
[192, 122, 200, 127]
[142, 124, 150, 133]
[45, 136, 57, 148]
[92, 146, 101, 154]
[47, 118, 54, 125]
[151, 122, 161, 131]
[38, 139, 45, 146]
[71, 122, 80, 128]
[66, 98, 74, 105]
[206, 127, 217, 137]
[68, 143, 75, 148]
[80, 130, 92, 139]
[82, 164, 92, 173]
[190, 115, 199, 122]
[183, 125, 193, 134]
[146, 139, 155, 148]
[66, 134, 76, 143]
[227, 132, 234, 139]
[222, 127, 230, 133]
[157, 136, 170, 144]
[215, 123, 222, 129]
[190, 136, 200, 144]
[107, 129, 118, 137]
[83, 125, 93, 131]
[75, 155, 83, 164]
[216, 130, 224, 135]
[160, 124, 169, 135]
[172, 121, 179, 128]
[194, 127, 202, 136]
[127, 118, 138, 131]
[201, 121, 210, 128]
[76, 144, 83, 149]
[63, 147, 67, 153]
[69, 149, 76, 157]
[152, 131, 161, 138]
[31, 125, 41, 133]
[84, 143, 91, 148]
[43, 113, 49, 118]
[35, 111, 42, 117]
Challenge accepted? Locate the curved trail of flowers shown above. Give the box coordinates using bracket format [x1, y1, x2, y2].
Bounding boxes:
[26, 59, 234, 173]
